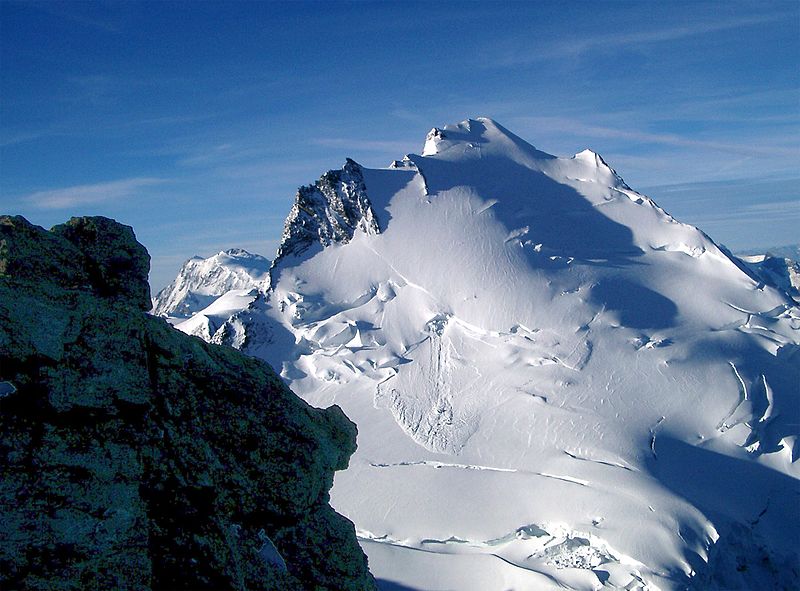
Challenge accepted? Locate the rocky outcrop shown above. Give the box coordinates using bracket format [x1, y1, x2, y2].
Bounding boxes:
[154, 160, 383, 354]
[274, 159, 379, 264]
[0, 215, 375, 590]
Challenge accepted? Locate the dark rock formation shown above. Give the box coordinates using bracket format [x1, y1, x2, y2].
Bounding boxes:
[275, 159, 379, 264]
[0, 215, 376, 590]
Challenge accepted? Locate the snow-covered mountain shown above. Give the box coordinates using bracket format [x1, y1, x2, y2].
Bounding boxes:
[738, 254, 800, 304]
[740, 244, 800, 262]
[167, 118, 800, 590]
[151, 248, 269, 320]
[734, 245, 800, 304]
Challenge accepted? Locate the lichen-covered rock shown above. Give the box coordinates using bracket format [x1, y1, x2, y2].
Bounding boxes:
[0, 215, 376, 590]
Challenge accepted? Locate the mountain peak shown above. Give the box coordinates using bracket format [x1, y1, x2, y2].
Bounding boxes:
[151, 248, 269, 319]
[573, 148, 612, 169]
[273, 158, 379, 265]
[420, 117, 554, 162]
[573, 147, 600, 161]
[218, 247, 253, 258]
[421, 118, 509, 156]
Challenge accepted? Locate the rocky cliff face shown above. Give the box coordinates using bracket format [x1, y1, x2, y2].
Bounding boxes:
[0, 215, 375, 591]
[274, 159, 379, 265]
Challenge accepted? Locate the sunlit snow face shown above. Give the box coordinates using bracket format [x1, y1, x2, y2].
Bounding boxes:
[163, 118, 800, 591]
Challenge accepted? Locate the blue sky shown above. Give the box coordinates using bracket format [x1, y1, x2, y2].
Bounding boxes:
[1, 1, 798, 291]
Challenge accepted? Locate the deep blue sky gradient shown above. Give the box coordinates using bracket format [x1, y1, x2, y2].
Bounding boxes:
[1, 1, 798, 289]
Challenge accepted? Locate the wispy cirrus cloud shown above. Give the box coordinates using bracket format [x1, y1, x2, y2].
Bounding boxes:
[29, 3, 122, 33]
[311, 137, 417, 153]
[20, 177, 164, 210]
[0, 129, 65, 148]
[637, 175, 800, 250]
[0, 113, 214, 148]
[488, 11, 791, 67]
[693, 200, 800, 223]
[513, 116, 800, 158]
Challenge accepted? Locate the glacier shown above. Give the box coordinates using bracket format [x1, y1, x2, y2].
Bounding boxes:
[163, 118, 799, 590]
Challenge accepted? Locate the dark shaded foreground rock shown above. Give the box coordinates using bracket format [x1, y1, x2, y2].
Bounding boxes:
[0, 215, 376, 590]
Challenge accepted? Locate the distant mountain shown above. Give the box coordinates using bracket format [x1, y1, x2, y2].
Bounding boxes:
[739, 243, 800, 261]
[736, 244, 800, 304]
[151, 248, 269, 320]
[161, 118, 800, 590]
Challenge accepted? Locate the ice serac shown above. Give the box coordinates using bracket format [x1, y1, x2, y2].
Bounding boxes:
[165, 118, 800, 590]
[0, 216, 376, 591]
[152, 248, 270, 319]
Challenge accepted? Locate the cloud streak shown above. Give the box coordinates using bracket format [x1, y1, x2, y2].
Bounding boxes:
[311, 137, 417, 153]
[722, 200, 800, 226]
[20, 178, 164, 210]
[489, 11, 791, 67]
[514, 116, 800, 158]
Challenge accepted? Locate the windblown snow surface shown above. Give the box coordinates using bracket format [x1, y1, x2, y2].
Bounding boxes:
[172, 118, 800, 590]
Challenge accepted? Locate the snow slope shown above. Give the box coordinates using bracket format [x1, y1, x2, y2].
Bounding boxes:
[151, 248, 269, 320]
[171, 118, 800, 590]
